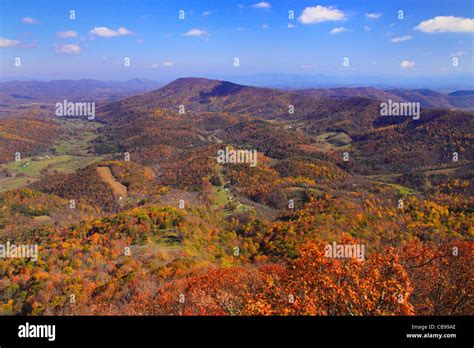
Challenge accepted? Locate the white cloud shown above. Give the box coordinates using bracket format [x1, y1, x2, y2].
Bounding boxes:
[415, 16, 474, 33]
[401, 60, 415, 68]
[0, 38, 21, 48]
[89, 27, 133, 38]
[54, 44, 80, 55]
[202, 11, 211, 16]
[299, 6, 346, 24]
[301, 64, 313, 69]
[252, 2, 271, 9]
[262, 24, 269, 29]
[184, 28, 208, 36]
[1, 40, 36, 49]
[288, 23, 296, 29]
[329, 27, 347, 34]
[163, 61, 174, 67]
[366, 13, 381, 19]
[364, 25, 371, 31]
[21, 17, 39, 24]
[391, 35, 413, 43]
[57, 31, 78, 39]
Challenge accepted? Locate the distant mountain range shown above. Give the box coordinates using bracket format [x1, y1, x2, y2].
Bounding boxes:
[2, 78, 473, 113]
[99, 77, 325, 119]
[296, 87, 474, 109]
[96, 77, 473, 178]
[0, 78, 163, 104]
[6, 72, 471, 90]
[206, 73, 474, 90]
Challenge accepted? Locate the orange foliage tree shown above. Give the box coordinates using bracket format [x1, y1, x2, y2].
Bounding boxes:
[246, 237, 414, 315]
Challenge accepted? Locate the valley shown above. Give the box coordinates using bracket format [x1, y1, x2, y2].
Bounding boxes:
[0, 118, 104, 192]
[0, 77, 472, 317]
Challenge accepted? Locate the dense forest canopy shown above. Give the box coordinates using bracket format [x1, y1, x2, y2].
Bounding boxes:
[0, 78, 472, 316]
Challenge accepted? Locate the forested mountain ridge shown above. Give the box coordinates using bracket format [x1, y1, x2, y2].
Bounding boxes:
[296, 86, 474, 109]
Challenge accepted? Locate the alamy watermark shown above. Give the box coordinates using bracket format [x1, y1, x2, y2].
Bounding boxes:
[18, 322, 55, 341]
[217, 146, 257, 167]
[55, 99, 95, 120]
[325, 241, 365, 262]
[0, 241, 38, 261]
[380, 99, 420, 120]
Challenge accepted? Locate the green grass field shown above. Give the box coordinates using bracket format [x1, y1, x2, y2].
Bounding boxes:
[3, 155, 95, 177]
[211, 166, 254, 217]
[0, 176, 39, 192]
[312, 132, 353, 152]
[0, 155, 103, 192]
[53, 119, 102, 156]
[212, 186, 229, 207]
[0, 118, 104, 192]
[385, 182, 417, 195]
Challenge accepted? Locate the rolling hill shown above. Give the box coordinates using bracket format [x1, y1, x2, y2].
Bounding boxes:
[93, 78, 474, 190]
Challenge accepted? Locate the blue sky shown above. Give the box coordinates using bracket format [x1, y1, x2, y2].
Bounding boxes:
[0, 0, 472, 83]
